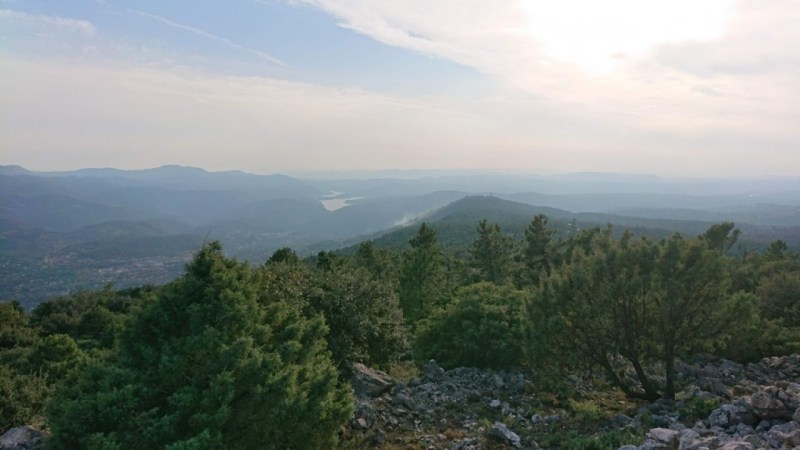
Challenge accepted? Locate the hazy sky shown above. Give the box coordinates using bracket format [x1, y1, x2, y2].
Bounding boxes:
[1, 0, 798, 176]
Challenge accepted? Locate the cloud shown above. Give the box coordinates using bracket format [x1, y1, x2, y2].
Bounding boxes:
[290, 0, 800, 169]
[0, 58, 505, 173]
[296, 0, 556, 91]
[128, 9, 289, 68]
[293, 1, 799, 97]
[1, 1, 798, 177]
[653, 0, 800, 76]
[0, 8, 96, 35]
[2, 55, 797, 177]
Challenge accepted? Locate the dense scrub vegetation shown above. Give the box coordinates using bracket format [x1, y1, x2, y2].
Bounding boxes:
[2, 215, 800, 448]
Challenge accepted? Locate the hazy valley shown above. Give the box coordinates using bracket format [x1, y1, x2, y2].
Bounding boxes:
[2, 164, 799, 308]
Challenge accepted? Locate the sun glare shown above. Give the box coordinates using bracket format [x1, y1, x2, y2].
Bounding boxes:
[518, 0, 735, 75]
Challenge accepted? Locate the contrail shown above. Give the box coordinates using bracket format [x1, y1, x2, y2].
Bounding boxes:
[129, 8, 289, 68]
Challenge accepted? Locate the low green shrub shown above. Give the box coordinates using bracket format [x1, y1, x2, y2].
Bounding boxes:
[414, 282, 530, 369]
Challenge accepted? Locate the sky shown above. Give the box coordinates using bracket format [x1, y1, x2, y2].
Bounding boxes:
[0, 0, 798, 177]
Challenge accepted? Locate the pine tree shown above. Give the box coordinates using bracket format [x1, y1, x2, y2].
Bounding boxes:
[353, 240, 396, 281]
[48, 242, 352, 450]
[470, 219, 514, 284]
[532, 229, 736, 400]
[701, 222, 741, 254]
[307, 267, 408, 374]
[399, 223, 445, 324]
[523, 214, 555, 286]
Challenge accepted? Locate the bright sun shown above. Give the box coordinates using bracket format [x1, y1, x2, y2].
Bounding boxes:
[519, 0, 735, 75]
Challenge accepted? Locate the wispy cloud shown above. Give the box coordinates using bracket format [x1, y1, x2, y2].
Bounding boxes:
[3, 56, 798, 176]
[293, 0, 800, 160]
[0, 8, 96, 35]
[128, 9, 289, 68]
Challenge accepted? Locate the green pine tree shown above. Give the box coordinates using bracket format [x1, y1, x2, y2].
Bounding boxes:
[47, 242, 352, 450]
[399, 223, 445, 324]
[470, 219, 514, 284]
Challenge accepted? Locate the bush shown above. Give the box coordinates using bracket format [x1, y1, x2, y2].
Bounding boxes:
[306, 267, 409, 374]
[678, 397, 722, 423]
[47, 242, 352, 450]
[415, 282, 530, 369]
[0, 366, 49, 431]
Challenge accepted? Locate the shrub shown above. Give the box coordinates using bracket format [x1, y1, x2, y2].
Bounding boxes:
[306, 267, 409, 374]
[0, 366, 49, 431]
[47, 242, 352, 450]
[415, 282, 530, 369]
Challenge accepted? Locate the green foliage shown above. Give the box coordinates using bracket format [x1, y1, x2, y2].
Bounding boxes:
[0, 301, 39, 366]
[536, 430, 643, 450]
[523, 214, 556, 285]
[567, 399, 606, 424]
[259, 258, 313, 307]
[678, 397, 722, 423]
[306, 267, 409, 374]
[531, 227, 736, 400]
[764, 239, 791, 261]
[0, 301, 53, 429]
[758, 271, 800, 326]
[266, 246, 300, 265]
[415, 282, 529, 369]
[353, 240, 397, 281]
[5, 210, 800, 446]
[261, 261, 409, 376]
[0, 366, 49, 431]
[399, 223, 447, 324]
[47, 242, 352, 450]
[469, 219, 515, 283]
[315, 250, 340, 271]
[701, 222, 741, 254]
[712, 292, 767, 362]
[26, 334, 84, 380]
[30, 287, 148, 351]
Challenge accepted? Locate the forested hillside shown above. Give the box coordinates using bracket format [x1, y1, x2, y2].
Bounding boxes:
[3, 166, 799, 308]
[2, 214, 799, 448]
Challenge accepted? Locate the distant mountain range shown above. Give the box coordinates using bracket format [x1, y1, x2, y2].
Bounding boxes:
[2, 165, 799, 307]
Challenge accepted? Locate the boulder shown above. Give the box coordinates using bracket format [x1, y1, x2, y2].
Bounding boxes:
[648, 427, 680, 444]
[717, 442, 754, 450]
[488, 422, 521, 448]
[708, 400, 756, 428]
[422, 359, 445, 380]
[352, 363, 395, 398]
[750, 385, 800, 420]
[0, 426, 44, 450]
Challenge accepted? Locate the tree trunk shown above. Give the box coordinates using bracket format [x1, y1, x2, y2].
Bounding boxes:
[599, 354, 660, 401]
[629, 354, 661, 401]
[665, 342, 676, 401]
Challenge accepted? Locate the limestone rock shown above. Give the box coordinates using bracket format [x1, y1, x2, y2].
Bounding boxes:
[717, 442, 754, 450]
[422, 359, 445, 380]
[648, 427, 680, 444]
[750, 385, 800, 420]
[708, 400, 756, 428]
[0, 427, 44, 450]
[352, 362, 396, 398]
[488, 422, 521, 448]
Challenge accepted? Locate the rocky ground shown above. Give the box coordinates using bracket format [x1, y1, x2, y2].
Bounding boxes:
[340, 355, 800, 449]
[630, 354, 800, 450]
[4, 355, 800, 449]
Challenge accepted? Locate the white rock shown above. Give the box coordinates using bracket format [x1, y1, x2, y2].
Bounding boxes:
[648, 427, 680, 444]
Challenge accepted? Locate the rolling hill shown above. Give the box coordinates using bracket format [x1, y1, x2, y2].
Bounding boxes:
[2, 165, 799, 307]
